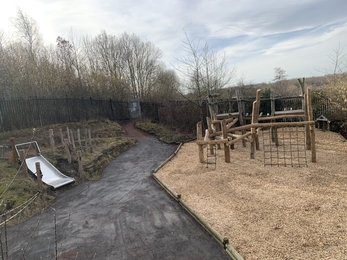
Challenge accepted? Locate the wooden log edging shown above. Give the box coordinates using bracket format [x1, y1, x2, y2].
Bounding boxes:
[152, 142, 244, 260]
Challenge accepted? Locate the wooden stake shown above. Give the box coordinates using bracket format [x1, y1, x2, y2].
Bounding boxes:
[10, 137, 17, 164]
[19, 149, 28, 177]
[59, 128, 64, 146]
[88, 128, 93, 153]
[64, 139, 72, 164]
[77, 129, 82, 150]
[84, 129, 88, 152]
[66, 127, 71, 144]
[35, 162, 43, 191]
[77, 150, 84, 177]
[49, 129, 55, 152]
[70, 129, 76, 150]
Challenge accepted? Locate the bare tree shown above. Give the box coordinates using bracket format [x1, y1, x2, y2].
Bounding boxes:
[325, 43, 347, 107]
[10, 8, 42, 61]
[272, 67, 288, 96]
[176, 32, 236, 99]
[118, 32, 162, 100]
[175, 32, 236, 121]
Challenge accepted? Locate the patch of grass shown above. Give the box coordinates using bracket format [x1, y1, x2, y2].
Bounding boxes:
[135, 120, 193, 144]
[0, 119, 135, 226]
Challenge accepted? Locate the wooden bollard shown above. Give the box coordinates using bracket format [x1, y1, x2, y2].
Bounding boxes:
[19, 149, 28, 177]
[35, 162, 43, 191]
[49, 129, 55, 152]
[77, 150, 84, 177]
[10, 137, 18, 164]
[64, 139, 72, 164]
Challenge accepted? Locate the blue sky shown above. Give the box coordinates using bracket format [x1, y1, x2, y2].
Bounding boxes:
[1, 0, 347, 84]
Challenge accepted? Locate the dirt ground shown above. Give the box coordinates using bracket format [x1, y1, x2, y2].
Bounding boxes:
[156, 128, 347, 260]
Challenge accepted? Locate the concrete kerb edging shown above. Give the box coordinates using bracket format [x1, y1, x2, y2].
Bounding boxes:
[152, 142, 244, 260]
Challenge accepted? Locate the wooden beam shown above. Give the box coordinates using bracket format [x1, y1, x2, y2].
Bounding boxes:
[258, 114, 305, 121]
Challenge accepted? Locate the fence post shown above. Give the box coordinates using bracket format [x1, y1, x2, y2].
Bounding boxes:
[70, 129, 76, 150]
[77, 150, 84, 178]
[64, 139, 72, 164]
[49, 129, 55, 152]
[66, 127, 71, 144]
[77, 129, 82, 150]
[19, 149, 28, 177]
[35, 162, 43, 191]
[88, 129, 93, 153]
[10, 137, 17, 164]
[60, 128, 64, 146]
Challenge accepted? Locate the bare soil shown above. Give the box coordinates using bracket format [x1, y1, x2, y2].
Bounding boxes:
[156, 129, 347, 260]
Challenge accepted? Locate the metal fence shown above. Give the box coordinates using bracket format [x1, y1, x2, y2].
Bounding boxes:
[0, 95, 343, 134]
[0, 97, 130, 132]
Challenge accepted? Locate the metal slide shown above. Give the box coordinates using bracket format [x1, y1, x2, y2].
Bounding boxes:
[15, 141, 75, 189]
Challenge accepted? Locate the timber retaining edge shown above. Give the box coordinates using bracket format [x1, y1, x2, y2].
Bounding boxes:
[152, 142, 244, 260]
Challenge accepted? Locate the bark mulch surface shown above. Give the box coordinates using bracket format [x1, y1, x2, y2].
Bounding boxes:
[157, 129, 347, 260]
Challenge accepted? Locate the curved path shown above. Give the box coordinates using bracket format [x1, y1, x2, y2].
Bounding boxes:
[7, 121, 229, 259]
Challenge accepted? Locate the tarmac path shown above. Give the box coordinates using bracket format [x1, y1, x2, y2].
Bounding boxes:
[7, 121, 230, 259]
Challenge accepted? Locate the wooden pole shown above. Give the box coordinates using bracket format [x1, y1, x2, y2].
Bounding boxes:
[307, 88, 316, 162]
[70, 129, 76, 150]
[88, 128, 93, 153]
[305, 92, 311, 150]
[66, 127, 71, 144]
[206, 117, 214, 155]
[254, 89, 261, 151]
[270, 92, 275, 116]
[236, 89, 246, 148]
[77, 150, 84, 177]
[19, 149, 28, 177]
[10, 137, 17, 164]
[49, 129, 55, 152]
[84, 129, 88, 152]
[198, 144, 204, 163]
[209, 121, 315, 137]
[250, 137, 255, 159]
[196, 123, 205, 162]
[222, 119, 230, 163]
[59, 128, 64, 146]
[77, 129, 82, 150]
[64, 139, 72, 164]
[197, 122, 203, 141]
[35, 162, 43, 191]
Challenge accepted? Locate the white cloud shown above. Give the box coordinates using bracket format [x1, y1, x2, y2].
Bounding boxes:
[1, 0, 347, 83]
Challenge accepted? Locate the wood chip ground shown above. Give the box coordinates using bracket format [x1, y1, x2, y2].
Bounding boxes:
[157, 129, 347, 260]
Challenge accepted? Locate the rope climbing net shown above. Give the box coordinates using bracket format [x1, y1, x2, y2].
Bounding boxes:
[262, 126, 307, 167]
